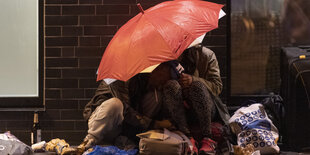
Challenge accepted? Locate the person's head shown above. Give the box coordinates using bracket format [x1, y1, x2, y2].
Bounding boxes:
[148, 62, 172, 88]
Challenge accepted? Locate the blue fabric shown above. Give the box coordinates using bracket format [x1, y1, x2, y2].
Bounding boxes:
[87, 146, 138, 155]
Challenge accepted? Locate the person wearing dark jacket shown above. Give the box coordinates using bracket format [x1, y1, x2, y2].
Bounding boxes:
[77, 63, 174, 153]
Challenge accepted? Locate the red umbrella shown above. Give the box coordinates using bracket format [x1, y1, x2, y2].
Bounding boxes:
[97, 0, 224, 83]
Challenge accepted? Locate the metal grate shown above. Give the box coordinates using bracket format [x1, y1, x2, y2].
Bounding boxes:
[231, 12, 285, 95]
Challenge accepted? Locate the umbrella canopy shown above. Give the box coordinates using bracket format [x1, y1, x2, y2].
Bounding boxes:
[97, 0, 224, 83]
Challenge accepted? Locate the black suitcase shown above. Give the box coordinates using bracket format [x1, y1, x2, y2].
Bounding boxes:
[281, 46, 310, 151]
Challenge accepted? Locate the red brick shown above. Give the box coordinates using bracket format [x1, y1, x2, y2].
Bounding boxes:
[46, 58, 78, 67]
[80, 37, 100, 46]
[46, 27, 61, 36]
[7, 121, 32, 130]
[46, 48, 61, 57]
[60, 109, 84, 120]
[75, 47, 104, 57]
[0, 112, 32, 121]
[46, 79, 78, 88]
[46, 69, 61, 78]
[78, 100, 89, 110]
[46, 16, 78, 26]
[41, 132, 53, 143]
[62, 69, 97, 78]
[45, 6, 61, 15]
[62, 47, 75, 57]
[108, 15, 133, 25]
[0, 121, 6, 130]
[84, 26, 117, 35]
[45, 0, 60, 4]
[79, 0, 102, 4]
[103, 0, 135, 4]
[85, 88, 97, 98]
[62, 6, 95, 15]
[46, 37, 78, 46]
[8, 131, 31, 145]
[79, 79, 98, 88]
[100, 36, 113, 46]
[75, 121, 88, 130]
[79, 58, 101, 68]
[46, 89, 61, 98]
[138, 0, 166, 5]
[39, 109, 61, 121]
[96, 5, 129, 15]
[45, 0, 78, 4]
[80, 16, 107, 25]
[62, 89, 85, 99]
[41, 120, 75, 130]
[45, 100, 79, 109]
[62, 26, 83, 36]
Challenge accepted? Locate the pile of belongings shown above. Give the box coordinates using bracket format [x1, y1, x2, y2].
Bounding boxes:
[0, 131, 33, 155]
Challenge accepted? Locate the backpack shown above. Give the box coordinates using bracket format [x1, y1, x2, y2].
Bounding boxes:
[137, 129, 191, 155]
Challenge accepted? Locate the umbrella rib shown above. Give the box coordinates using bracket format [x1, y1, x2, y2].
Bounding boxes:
[126, 14, 145, 80]
[147, 14, 196, 58]
[160, 9, 216, 36]
[162, 14, 196, 37]
[143, 14, 174, 53]
[145, 12, 196, 47]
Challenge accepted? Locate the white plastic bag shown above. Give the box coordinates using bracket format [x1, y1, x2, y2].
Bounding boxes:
[0, 132, 33, 155]
[229, 103, 280, 154]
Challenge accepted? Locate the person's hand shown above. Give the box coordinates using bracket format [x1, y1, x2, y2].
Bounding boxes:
[179, 73, 193, 88]
[153, 119, 173, 129]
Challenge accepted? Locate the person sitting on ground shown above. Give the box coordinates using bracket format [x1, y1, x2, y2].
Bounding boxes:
[162, 44, 230, 155]
[77, 62, 175, 153]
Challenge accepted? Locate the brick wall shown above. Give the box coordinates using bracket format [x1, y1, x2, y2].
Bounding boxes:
[0, 0, 228, 145]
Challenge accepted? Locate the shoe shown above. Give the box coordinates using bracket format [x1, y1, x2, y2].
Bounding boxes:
[188, 137, 199, 155]
[199, 138, 217, 155]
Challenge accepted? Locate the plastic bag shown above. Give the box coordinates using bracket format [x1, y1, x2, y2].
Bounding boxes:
[261, 94, 285, 132]
[229, 104, 280, 154]
[0, 131, 33, 155]
[87, 146, 137, 155]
